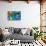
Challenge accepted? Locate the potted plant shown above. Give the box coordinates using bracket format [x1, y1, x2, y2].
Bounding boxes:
[32, 27, 42, 40]
[32, 27, 38, 40]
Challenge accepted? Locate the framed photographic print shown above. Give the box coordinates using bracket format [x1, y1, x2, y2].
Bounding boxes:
[8, 11, 21, 21]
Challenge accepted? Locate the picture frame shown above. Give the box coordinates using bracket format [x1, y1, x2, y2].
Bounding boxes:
[8, 11, 21, 21]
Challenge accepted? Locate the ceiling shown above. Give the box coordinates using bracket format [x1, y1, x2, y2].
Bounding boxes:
[0, 0, 39, 1]
[0, 0, 45, 4]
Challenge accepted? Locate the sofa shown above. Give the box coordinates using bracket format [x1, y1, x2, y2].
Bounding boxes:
[7, 28, 34, 43]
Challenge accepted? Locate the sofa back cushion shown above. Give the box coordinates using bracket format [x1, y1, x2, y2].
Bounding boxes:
[14, 28, 21, 33]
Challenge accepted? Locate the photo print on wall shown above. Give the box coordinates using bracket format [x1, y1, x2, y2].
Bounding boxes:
[8, 11, 21, 21]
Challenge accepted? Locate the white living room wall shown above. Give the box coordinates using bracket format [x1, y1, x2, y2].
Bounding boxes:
[0, 1, 40, 29]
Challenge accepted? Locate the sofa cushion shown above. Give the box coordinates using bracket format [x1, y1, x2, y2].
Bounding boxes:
[14, 28, 21, 33]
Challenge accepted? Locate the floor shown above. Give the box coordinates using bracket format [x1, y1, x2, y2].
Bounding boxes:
[0, 40, 46, 46]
